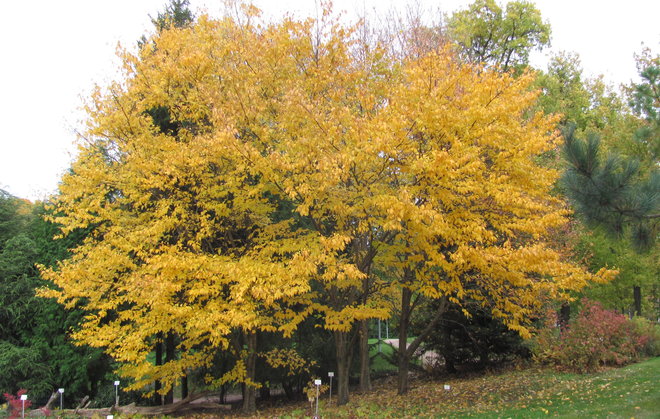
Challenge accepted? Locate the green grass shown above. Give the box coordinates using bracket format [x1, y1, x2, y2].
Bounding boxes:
[466, 357, 660, 419]
[368, 337, 423, 374]
[269, 357, 660, 418]
[369, 338, 398, 374]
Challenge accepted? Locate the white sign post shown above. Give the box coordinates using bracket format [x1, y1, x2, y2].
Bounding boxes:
[58, 388, 64, 410]
[313, 379, 321, 419]
[114, 381, 120, 406]
[328, 372, 334, 403]
[20, 394, 27, 419]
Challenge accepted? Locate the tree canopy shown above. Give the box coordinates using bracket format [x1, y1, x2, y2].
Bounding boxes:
[40, 3, 610, 408]
[446, 0, 551, 71]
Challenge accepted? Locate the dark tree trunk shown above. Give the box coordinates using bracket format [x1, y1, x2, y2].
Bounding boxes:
[181, 372, 188, 399]
[358, 319, 371, 392]
[242, 331, 257, 414]
[397, 287, 412, 395]
[559, 303, 571, 331]
[219, 385, 226, 404]
[397, 275, 448, 395]
[478, 347, 489, 370]
[154, 333, 163, 405]
[260, 382, 270, 401]
[633, 286, 642, 316]
[443, 325, 457, 373]
[164, 333, 175, 404]
[334, 330, 353, 406]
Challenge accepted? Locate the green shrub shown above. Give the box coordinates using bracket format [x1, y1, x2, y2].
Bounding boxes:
[629, 315, 660, 357]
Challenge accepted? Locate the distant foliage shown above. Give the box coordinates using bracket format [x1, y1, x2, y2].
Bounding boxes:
[533, 300, 659, 372]
[420, 303, 530, 373]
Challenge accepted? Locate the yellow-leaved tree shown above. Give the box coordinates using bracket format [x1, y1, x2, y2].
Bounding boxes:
[41, 3, 612, 409]
[375, 50, 614, 394]
[41, 10, 324, 413]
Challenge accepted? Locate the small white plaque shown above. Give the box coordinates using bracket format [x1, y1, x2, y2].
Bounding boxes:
[107, 415, 114, 419]
[20, 395, 28, 401]
[328, 372, 334, 377]
[444, 384, 451, 390]
[314, 379, 322, 386]
[58, 388, 64, 393]
[114, 381, 120, 386]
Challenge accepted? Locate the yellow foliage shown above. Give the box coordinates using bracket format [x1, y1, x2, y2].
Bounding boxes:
[261, 348, 316, 377]
[39, 4, 610, 393]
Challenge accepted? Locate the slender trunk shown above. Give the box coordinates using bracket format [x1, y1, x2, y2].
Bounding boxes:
[358, 319, 371, 392]
[181, 372, 188, 399]
[633, 286, 642, 316]
[154, 333, 163, 405]
[357, 247, 374, 393]
[334, 330, 353, 406]
[242, 331, 257, 414]
[164, 333, 175, 404]
[559, 303, 571, 331]
[443, 325, 457, 373]
[260, 382, 270, 400]
[397, 278, 448, 395]
[397, 287, 412, 395]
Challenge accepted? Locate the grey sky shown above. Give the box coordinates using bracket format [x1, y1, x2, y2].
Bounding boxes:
[1, 0, 658, 201]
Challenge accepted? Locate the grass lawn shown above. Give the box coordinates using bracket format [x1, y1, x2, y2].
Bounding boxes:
[369, 338, 399, 374]
[269, 357, 659, 418]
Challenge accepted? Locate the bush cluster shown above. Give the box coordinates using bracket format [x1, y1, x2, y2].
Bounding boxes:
[2, 389, 32, 419]
[534, 300, 659, 372]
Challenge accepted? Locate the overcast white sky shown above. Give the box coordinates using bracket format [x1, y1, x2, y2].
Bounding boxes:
[1, 0, 658, 201]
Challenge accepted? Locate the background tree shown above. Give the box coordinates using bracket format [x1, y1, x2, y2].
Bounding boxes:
[445, 0, 550, 71]
[561, 126, 658, 315]
[0, 195, 108, 405]
[533, 47, 657, 319]
[574, 228, 658, 317]
[561, 127, 658, 253]
[627, 48, 660, 169]
[534, 52, 591, 128]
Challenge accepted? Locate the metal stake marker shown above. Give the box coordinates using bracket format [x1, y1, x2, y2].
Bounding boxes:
[20, 394, 27, 419]
[314, 379, 321, 419]
[114, 381, 120, 406]
[328, 372, 334, 403]
[58, 388, 64, 410]
[378, 319, 382, 353]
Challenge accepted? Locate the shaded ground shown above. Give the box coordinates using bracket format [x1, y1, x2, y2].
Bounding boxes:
[35, 357, 657, 418]
[250, 357, 660, 418]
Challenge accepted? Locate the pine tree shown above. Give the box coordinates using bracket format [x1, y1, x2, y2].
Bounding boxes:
[561, 126, 659, 252]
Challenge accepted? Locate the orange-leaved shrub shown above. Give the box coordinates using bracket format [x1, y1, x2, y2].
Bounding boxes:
[533, 300, 659, 372]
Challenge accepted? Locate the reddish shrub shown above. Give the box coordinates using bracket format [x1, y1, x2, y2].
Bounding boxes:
[2, 389, 31, 419]
[533, 300, 658, 372]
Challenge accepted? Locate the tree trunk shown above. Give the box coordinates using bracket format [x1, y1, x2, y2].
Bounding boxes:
[242, 331, 257, 414]
[397, 278, 448, 395]
[164, 333, 175, 404]
[181, 372, 188, 399]
[358, 319, 371, 392]
[443, 325, 457, 373]
[260, 382, 270, 401]
[154, 333, 163, 405]
[397, 287, 412, 395]
[633, 286, 642, 316]
[559, 303, 571, 331]
[334, 330, 353, 406]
